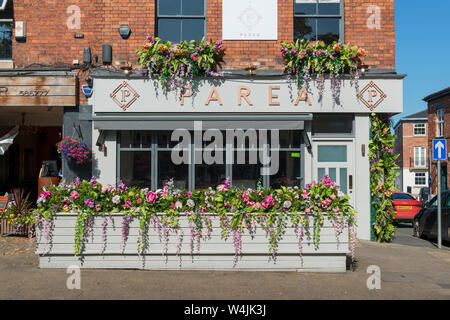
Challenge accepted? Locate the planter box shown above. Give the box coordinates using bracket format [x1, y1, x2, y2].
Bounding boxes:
[35, 213, 350, 272]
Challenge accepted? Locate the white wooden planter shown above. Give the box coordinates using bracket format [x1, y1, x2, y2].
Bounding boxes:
[35, 213, 350, 272]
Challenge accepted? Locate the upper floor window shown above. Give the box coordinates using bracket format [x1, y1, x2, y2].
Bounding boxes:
[294, 0, 342, 45]
[0, 21, 12, 60]
[156, 0, 205, 43]
[413, 123, 426, 136]
[436, 106, 444, 137]
[414, 146, 426, 168]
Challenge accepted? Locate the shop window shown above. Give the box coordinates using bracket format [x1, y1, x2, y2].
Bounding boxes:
[414, 172, 426, 186]
[156, 0, 205, 43]
[158, 151, 188, 189]
[312, 114, 353, 136]
[413, 123, 426, 136]
[294, 0, 342, 44]
[414, 146, 426, 168]
[120, 151, 152, 188]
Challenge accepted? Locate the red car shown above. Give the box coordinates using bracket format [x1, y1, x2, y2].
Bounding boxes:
[391, 192, 423, 226]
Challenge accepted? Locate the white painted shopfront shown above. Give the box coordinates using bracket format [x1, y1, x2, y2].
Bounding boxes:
[87, 74, 403, 241]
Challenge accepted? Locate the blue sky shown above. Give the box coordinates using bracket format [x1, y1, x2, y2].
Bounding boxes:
[392, 0, 450, 124]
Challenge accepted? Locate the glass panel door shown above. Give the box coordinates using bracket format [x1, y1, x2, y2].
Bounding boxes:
[314, 141, 354, 205]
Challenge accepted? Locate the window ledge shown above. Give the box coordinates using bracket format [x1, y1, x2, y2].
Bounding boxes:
[0, 60, 14, 69]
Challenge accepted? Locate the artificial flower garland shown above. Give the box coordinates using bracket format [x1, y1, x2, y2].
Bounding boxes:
[136, 36, 225, 92]
[33, 176, 357, 265]
[369, 113, 399, 242]
[280, 39, 367, 101]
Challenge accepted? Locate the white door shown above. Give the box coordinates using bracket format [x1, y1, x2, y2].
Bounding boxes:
[313, 141, 355, 206]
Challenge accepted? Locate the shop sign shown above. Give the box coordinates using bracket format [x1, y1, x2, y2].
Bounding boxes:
[223, 0, 278, 40]
[357, 81, 387, 111]
[0, 76, 77, 107]
[110, 81, 140, 111]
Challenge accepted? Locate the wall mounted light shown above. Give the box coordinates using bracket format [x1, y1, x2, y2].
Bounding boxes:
[118, 25, 131, 39]
[15, 21, 26, 41]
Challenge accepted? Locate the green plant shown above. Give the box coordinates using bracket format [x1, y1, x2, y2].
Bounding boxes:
[280, 39, 367, 100]
[6, 188, 32, 233]
[369, 113, 399, 242]
[136, 36, 225, 91]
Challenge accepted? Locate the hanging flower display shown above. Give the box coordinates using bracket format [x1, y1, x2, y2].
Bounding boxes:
[136, 36, 225, 91]
[32, 176, 357, 263]
[280, 39, 367, 101]
[56, 136, 92, 165]
[369, 113, 399, 242]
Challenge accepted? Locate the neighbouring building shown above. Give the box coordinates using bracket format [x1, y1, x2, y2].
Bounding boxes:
[393, 110, 429, 198]
[0, 0, 403, 241]
[424, 87, 450, 194]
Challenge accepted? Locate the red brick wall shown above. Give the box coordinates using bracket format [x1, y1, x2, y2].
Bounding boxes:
[427, 94, 450, 193]
[344, 0, 395, 69]
[9, 0, 395, 71]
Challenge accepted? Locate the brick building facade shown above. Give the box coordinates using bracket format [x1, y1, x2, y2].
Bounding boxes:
[424, 87, 450, 194]
[0, 0, 403, 241]
[393, 110, 428, 198]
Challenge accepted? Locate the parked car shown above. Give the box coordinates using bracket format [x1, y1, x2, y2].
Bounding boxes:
[390, 192, 423, 226]
[419, 187, 430, 203]
[413, 190, 450, 242]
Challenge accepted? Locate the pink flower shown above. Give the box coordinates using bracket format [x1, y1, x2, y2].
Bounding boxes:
[305, 208, 311, 213]
[301, 190, 310, 199]
[137, 198, 142, 204]
[174, 201, 183, 209]
[330, 194, 336, 200]
[252, 202, 262, 209]
[146, 191, 158, 204]
[70, 191, 79, 200]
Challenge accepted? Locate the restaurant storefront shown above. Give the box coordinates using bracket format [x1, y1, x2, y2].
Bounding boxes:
[0, 72, 78, 200]
[81, 70, 404, 240]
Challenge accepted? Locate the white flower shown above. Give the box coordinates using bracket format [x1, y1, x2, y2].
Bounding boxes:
[338, 191, 345, 199]
[283, 200, 292, 209]
[186, 199, 195, 207]
[112, 195, 121, 204]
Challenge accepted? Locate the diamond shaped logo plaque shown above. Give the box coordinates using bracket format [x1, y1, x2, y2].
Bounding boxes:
[110, 81, 140, 111]
[357, 81, 387, 111]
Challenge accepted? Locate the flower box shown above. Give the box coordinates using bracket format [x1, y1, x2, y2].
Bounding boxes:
[35, 213, 350, 272]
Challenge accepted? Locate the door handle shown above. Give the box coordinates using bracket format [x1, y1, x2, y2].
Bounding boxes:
[349, 175, 353, 191]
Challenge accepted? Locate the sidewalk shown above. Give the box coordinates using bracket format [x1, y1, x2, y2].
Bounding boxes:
[0, 235, 449, 300]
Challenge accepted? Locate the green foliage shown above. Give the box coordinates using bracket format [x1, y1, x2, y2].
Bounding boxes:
[136, 36, 225, 91]
[369, 113, 400, 242]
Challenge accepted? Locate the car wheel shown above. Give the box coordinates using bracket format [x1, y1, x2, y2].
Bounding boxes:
[413, 219, 421, 238]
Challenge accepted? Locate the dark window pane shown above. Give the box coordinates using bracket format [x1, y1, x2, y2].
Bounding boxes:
[195, 151, 226, 189]
[141, 132, 152, 148]
[318, 3, 340, 15]
[120, 151, 151, 188]
[317, 18, 339, 44]
[158, 0, 181, 15]
[270, 151, 301, 188]
[294, 3, 317, 15]
[0, 22, 12, 60]
[158, 151, 188, 189]
[158, 131, 182, 148]
[233, 151, 262, 189]
[120, 131, 142, 148]
[182, 19, 205, 42]
[312, 114, 353, 135]
[294, 17, 316, 41]
[182, 0, 204, 15]
[158, 19, 181, 43]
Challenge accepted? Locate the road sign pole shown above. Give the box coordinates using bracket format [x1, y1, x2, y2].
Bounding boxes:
[437, 160, 442, 249]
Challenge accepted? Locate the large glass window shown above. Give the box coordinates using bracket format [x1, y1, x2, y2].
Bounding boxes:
[118, 130, 304, 190]
[0, 21, 12, 60]
[157, 0, 205, 43]
[312, 114, 353, 136]
[294, 0, 342, 44]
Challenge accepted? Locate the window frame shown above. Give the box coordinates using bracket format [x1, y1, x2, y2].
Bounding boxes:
[0, 19, 13, 61]
[414, 146, 426, 168]
[293, 0, 344, 43]
[156, 0, 207, 43]
[436, 106, 444, 138]
[414, 172, 426, 186]
[117, 130, 305, 191]
[413, 123, 426, 136]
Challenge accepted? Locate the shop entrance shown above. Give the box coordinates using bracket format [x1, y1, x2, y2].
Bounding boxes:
[313, 141, 355, 206]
